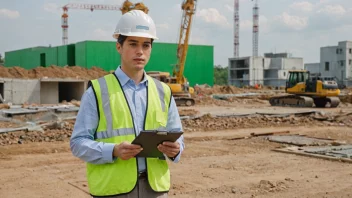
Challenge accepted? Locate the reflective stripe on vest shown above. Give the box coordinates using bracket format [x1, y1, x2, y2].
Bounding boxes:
[88, 73, 171, 196]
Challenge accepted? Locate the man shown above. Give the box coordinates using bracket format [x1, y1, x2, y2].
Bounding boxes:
[70, 10, 184, 198]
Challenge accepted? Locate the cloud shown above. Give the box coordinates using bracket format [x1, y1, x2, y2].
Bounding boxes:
[240, 20, 252, 31]
[0, 9, 20, 19]
[274, 12, 308, 31]
[156, 23, 169, 29]
[225, 4, 234, 12]
[259, 15, 270, 33]
[196, 8, 230, 28]
[43, 3, 61, 15]
[191, 37, 209, 45]
[290, 1, 314, 12]
[173, 3, 181, 12]
[92, 28, 111, 40]
[239, 15, 270, 33]
[317, 5, 346, 16]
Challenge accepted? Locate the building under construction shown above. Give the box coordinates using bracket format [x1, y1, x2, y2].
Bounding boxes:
[305, 41, 352, 87]
[228, 53, 304, 87]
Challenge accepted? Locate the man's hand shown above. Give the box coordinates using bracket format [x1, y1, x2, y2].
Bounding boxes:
[113, 142, 143, 160]
[157, 141, 180, 158]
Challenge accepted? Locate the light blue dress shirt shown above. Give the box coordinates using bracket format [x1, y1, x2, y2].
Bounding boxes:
[70, 67, 184, 172]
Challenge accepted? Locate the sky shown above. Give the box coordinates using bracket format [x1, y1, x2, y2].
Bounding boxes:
[1, 0, 352, 66]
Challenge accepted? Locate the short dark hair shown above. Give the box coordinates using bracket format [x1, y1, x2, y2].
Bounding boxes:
[117, 35, 154, 46]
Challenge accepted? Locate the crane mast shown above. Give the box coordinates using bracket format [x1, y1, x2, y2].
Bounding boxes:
[61, 3, 121, 45]
[174, 0, 197, 85]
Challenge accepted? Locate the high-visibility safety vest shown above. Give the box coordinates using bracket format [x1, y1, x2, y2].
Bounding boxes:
[88, 73, 172, 196]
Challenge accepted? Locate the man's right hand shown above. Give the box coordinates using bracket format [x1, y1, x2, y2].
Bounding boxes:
[113, 142, 143, 160]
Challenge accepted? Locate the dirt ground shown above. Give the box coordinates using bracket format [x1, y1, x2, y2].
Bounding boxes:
[1, 86, 352, 197]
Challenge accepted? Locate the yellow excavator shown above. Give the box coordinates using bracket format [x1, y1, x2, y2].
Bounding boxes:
[269, 70, 341, 107]
[119, 0, 196, 106]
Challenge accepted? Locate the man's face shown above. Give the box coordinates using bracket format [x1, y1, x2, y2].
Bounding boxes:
[116, 36, 152, 72]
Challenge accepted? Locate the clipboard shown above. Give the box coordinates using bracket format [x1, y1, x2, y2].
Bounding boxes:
[131, 130, 183, 158]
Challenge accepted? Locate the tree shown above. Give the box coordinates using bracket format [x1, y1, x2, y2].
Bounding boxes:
[213, 65, 228, 85]
[0, 53, 3, 64]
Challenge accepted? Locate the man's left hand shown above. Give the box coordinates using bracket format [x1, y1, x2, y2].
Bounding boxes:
[157, 141, 180, 158]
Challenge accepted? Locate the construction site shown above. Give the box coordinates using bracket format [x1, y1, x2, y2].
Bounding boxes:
[1, 0, 352, 198]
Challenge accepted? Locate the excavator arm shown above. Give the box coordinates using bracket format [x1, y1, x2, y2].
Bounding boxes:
[174, 0, 197, 85]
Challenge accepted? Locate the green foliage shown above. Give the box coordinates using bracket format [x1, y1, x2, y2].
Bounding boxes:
[0, 53, 3, 64]
[213, 65, 228, 85]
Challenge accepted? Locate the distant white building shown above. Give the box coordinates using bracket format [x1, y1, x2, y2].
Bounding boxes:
[305, 41, 352, 87]
[228, 53, 304, 87]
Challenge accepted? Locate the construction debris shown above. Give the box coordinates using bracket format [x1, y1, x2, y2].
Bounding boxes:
[266, 135, 336, 146]
[250, 130, 290, 137]
[274, 145, 352, 163]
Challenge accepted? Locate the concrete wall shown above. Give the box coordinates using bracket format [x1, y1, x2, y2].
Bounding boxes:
[282, 58, 304, 70]
[251, 57, 264, 85]
[264, 79, 286, 87]
[305, 63, 320, 74]
[0, 78, 41, 105]
[339, 41, 352, 79]
[40, 82, 59, 104]
[0, 78, 87, 105]
[269, 58, 282, 69]
[320, 46, 341, 80]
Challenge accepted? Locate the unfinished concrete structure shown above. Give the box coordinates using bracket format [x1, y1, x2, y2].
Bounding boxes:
[228, 53, 304, 87]
[305, 41, 352, 87]
[0, 78, 87, 105]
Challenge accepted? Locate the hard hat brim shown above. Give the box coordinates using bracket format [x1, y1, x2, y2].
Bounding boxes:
[113, 32, 158, 40]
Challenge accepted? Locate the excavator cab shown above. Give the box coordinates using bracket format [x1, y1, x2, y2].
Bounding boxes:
[286, 70, 309, 91]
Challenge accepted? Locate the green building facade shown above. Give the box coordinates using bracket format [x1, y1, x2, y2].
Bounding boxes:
[5, 41, 213, 86]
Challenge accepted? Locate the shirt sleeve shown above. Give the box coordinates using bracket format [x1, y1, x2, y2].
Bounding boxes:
[165, 96, 185, 163]
[70, 87, 116, 164]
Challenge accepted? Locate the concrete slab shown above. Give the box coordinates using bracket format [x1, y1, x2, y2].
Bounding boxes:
[266, 135, 333, 146]
[274, 146, 352, 163]
[0, 108, 43, 116]
[303, 145, 352, 158]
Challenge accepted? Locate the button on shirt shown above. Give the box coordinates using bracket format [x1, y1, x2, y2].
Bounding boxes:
[70, 67, 184, 172]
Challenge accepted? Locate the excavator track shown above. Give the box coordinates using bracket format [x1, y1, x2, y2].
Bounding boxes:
[328, 97, 340, 108]
[314, 97, 340, 108]
[269, 95, 314, 107]
[175, 97, 195, 106]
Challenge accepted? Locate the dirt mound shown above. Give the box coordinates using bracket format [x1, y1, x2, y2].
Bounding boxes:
[194, 95, 268, 106]
[0, 65, 109, 80]
[178, 109, 199, 117]
[182, 114, 328, 132]
[195, 85, 243, 95]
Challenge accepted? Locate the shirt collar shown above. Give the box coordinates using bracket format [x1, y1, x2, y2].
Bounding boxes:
[114, 66, 148, 87]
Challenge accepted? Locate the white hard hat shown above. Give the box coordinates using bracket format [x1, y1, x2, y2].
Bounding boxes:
[113, 10, 158, 40]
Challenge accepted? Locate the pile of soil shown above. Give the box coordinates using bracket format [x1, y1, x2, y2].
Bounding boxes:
[0, 66, 109, 80]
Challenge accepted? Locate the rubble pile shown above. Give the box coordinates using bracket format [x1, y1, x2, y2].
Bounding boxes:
[182, 114, 335, 132]
[0, 65, 108, 80]
[195, 84, 246, 95]
[178, 109, 199, 117]
[194, 95, 268, 106]
[0, 111, 351, 145]
[0, 120, 75, 145]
